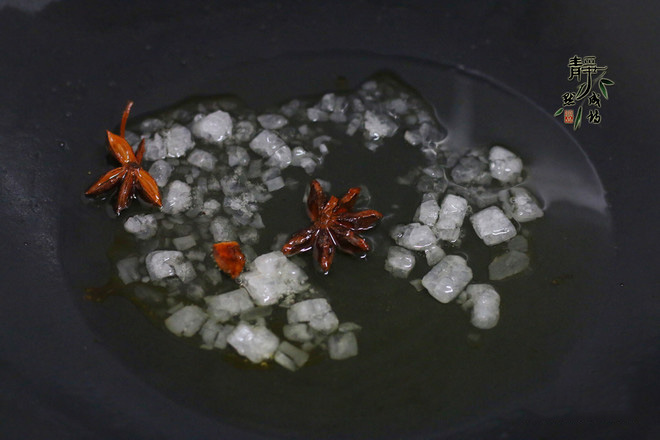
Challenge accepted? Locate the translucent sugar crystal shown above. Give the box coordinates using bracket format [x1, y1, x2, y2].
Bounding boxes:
[451, 155, 492, 185]
[205, 288, 254, 322]
[187, 149, 217, 171]
[434, 194, 468, 242]
[172, 235, 196, 251]
[227, 322, 279, 363]
[239, 252, 308, 306]
[165, 305, 207, 337]
[414, 197, 440, 227]
[287, 298, 338, 334]
[424, 244, 446, 266]
[145, 250, 196, 282]
[116, 256, 140, 284]
[421, 255, 473, 303]
[233, 120, 255, 143]
[257, 114, 288, 130]
[161, 180, 192, 214]
[488, 250, 530, 280]
[328, 332, 358, 360]
[227, 146, 250, 167]
[470, 206, 517, 245]
[274, 341, 309, 371]
[249, 130, 287, 158]
[489, 146, 523, 183]
[500, 187, 544, 222]
[458, 284, 500, 329]
[191, 110, 233, 144]
[143, 133, 165, 161]
[124, 214, 158, 239]
[390, 223, 438, 251]
[384, 246, 416, 278]
[200, 321, 234, 349]
[147, 159, 173, 187]
[209, 216, 238, 242]
[363, 110, 398, 140]
[162, 125, 194, 158]
[283, 323, 314, 343]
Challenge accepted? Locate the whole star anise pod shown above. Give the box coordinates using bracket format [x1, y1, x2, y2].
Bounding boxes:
[282, 180, 383, 273]
[85, 101, 162, 215]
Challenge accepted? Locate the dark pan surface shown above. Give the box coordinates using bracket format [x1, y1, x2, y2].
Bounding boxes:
[0, 1, 657, 439]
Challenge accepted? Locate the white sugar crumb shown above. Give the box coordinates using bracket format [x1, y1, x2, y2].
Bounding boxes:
[489, 146, 523, 183]
[458, 284, 500, 329]
[202, 199, 221, 216]
[287, 298, 338, 334]
[124, 214, 158, 239]
[227, 146, 250, 167]
[422, 255, 473, 303]
[116, 256, 140, 284]
[162, 125, 194, 158]
[191, 110, 233, 144]
[205, 288, 254, 322]
[143, 133, 165, 160]
[209, 216, 238, 242]
[274, 341, 309, 371]
[390, 223, 438, 251]
[414, 197, 440, 226]
[328, 332, 358, 360]
[488, 250, 530, 280]
[283, 323, 314, 342]
[257, 114, 288, 130]
[187, 149, 217, 171]
[434, 194, 468, 242]
[147, 159, 173, 187]
[233, 120, 255, 143]
[161, 180, 192, 214]
[265, 176, 285, 192]
[145, 250, 196, 282]
[364, 110, 398, 140]
[165, 305, 207, 337]
[240, 251, 308, 306]
[384, 246, 416, 278]
[500, 187, 544, 222]
[265, 145, 292, 169]
[172, 235, 196, 251]
[424, 244, 446, 266]
[227, 322, 279, 363]
[200, 321, 234, 349]
[451, 155, 491, 185]
[249, 130, 287, 158]
[306, 107, 328, 122]
[470, 206, 517, 245]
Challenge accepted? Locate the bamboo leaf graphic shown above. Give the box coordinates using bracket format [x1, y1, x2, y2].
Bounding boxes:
[599, 81, 609, 100]
[554, 108, 564, 117]
[600, 78, 615, 86]
[573, 106, 583, 131]
[576, 82, 589, 100]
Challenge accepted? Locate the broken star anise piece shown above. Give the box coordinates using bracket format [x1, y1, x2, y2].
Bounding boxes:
[213, 241, 246, 279]
[85, 101, 162, 215]
[282, 180, 383, 274]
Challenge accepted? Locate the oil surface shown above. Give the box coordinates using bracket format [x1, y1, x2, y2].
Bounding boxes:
[61, 54, 613, 439]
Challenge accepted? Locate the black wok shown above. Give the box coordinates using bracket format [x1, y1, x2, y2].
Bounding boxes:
[0, 1, 657, 439]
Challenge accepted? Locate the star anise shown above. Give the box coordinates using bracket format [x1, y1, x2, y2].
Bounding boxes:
[85, 101, 162, 215]
[282, 180, 383, 273]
